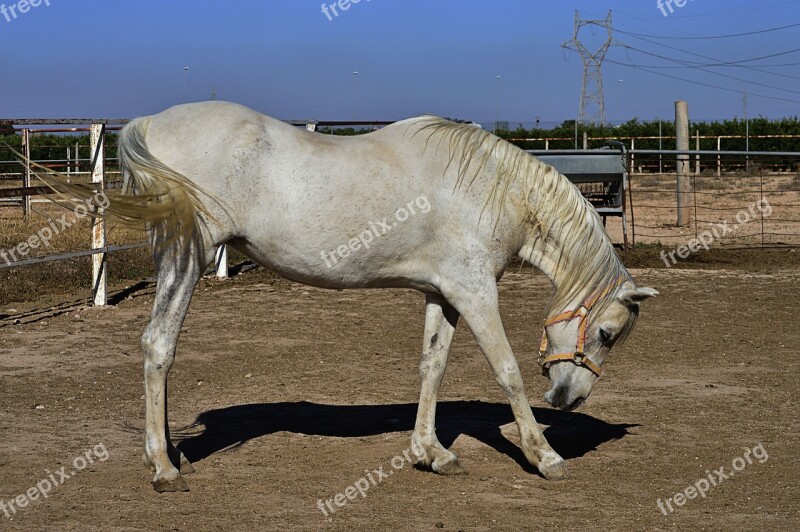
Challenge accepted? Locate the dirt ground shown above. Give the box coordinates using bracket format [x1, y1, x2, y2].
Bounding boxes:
[1, 257, 799, 531]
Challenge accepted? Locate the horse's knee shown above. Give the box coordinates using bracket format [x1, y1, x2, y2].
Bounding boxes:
[419, 355, 445, 377]
[141, 329, 175, 373]
[496, 369, 524, 397]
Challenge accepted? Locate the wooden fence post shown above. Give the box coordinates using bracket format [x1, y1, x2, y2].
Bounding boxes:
[675, 101, 690, 227]
[90, 123, 107, 306]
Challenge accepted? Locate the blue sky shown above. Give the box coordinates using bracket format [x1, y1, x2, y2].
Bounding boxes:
[2, 0, 799, 125]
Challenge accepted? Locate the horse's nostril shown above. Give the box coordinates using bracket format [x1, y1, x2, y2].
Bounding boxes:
[548, 385, 568, 407]
[567, 397, 585, 411]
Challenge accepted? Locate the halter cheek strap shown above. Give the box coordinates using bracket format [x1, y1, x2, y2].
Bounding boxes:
[537, 277, 625, 378]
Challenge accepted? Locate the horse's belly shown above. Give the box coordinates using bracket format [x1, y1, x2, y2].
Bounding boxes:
[227, 237, 438, 293]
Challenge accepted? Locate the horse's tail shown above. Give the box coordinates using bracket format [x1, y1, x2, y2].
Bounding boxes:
[113, 116, 216, 241]
[29, 116, 216, 245]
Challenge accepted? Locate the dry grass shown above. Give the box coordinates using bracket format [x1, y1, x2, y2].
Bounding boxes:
[776, 173, 800, 192]
[0, 202, 153, 305]
[629, 173, 666, 189]
[0, 200, 259, 306]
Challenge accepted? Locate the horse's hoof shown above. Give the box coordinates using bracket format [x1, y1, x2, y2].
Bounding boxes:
[540, 460, 568, 481]
[432, 457, 468, 475]
[179, 458, 196, 475]
[152, 473, 190, 493]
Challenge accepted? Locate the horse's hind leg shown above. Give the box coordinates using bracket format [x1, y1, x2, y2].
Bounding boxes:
[141, 240, 211, 492]
[411, 294, 466, 474]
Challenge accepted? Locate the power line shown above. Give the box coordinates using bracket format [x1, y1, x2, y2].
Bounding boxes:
[609, 59, 800, 70]
[612, 31, 800, 82]
[617, 55, 800, 96]
[603, 1, 799, 21]
[612, 29, 800, 66]
[606, 61, 800, 104]
[610, 21, 800, 40]
[663, 0, 800, 19]
[579, 6, 800, 106]
[619, 44, 800, 92]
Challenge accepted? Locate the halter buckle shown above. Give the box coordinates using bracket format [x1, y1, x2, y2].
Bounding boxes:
[537, 351, 548, 376]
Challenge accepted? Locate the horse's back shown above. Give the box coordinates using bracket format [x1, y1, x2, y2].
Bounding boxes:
[131, 102, 512, 289]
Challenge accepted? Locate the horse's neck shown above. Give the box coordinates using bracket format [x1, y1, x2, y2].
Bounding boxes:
[518, 236, 564, 289]
[511, 155, 627, 311]
[517, 217, 627, 317]
[517, 228, 598, 309]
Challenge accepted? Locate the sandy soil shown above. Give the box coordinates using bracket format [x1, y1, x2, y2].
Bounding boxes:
[1, 261, 798, 531]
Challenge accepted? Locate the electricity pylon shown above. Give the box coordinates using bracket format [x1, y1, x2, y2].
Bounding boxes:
[562, 10, 616, 126]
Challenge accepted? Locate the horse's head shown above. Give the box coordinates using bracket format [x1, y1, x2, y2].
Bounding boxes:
[538, 280, 658, 410]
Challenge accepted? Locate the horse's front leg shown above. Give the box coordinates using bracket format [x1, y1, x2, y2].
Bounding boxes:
[445, 280, 567, 480]
[411, 294, 465, 474]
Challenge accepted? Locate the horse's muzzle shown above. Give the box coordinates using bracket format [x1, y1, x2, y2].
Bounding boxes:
[544, 385, 586, 411]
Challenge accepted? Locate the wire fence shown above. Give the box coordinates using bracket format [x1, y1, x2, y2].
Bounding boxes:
[625, 151, 800, 248]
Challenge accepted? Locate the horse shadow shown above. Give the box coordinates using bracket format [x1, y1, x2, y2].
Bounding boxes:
[176, 400, 638, 473]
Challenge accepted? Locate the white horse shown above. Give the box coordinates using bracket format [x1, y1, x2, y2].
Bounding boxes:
[40, 101, 657, 492]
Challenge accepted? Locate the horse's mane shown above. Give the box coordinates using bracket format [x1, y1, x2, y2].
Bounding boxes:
[413, 116, 633, 322]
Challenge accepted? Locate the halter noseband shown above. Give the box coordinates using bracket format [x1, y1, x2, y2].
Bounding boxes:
[537, 277, 625, 378]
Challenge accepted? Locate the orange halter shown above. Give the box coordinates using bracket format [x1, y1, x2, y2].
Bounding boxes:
[537, 277, 626, 378]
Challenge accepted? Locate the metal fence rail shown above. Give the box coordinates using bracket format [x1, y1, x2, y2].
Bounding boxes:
[0, 242, 148, 269]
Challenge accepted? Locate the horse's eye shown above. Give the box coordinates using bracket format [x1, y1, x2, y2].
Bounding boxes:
[599, 328, 612, 345]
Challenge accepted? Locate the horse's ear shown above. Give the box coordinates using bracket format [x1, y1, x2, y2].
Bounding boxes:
[617, 287, 659, 307]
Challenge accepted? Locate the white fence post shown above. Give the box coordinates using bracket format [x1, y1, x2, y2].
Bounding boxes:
[22, 128, 31, 219]
[215, 245, 228, 278]
[90, 123, 107, 306]
[695, 129, 701, 175]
